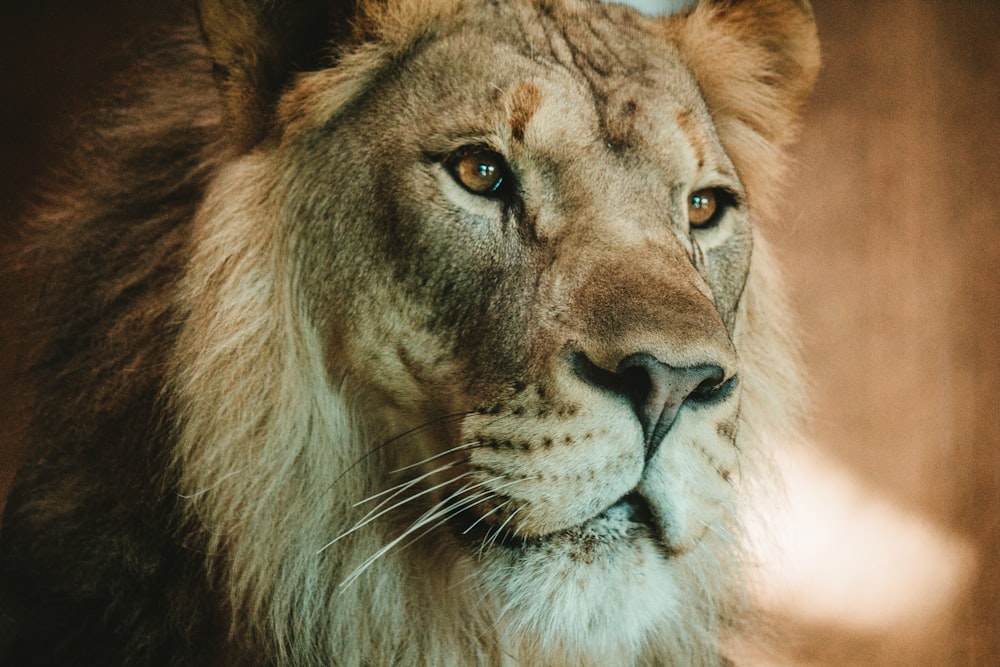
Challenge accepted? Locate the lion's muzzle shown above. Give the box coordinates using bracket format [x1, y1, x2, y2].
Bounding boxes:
[571, 350, 732, 461]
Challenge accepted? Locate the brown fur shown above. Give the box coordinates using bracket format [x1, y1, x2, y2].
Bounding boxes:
[0, 1, 818, 665]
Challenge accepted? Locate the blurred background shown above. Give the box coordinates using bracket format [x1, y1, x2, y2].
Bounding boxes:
[747, 2, 999, 664]
[1, 1, 997, 664]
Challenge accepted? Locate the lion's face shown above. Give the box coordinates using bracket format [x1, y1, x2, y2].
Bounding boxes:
[283, 0, 746, 641]
[177, 0, 817, 661]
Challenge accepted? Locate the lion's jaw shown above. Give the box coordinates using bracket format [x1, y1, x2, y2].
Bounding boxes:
[459, 390, 744, 664]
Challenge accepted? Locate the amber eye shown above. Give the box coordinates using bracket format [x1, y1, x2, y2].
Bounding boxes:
[447, 149, 509, 196]
[688, 187, 736, 228]
[688, 189, 719, 227]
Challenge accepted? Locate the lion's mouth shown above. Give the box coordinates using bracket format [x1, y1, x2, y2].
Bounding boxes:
[457, 489, 666, 552]
[593, 491, 667, 542]
[598, 491, 655, 527]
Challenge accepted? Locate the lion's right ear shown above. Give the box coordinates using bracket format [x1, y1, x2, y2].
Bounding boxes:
[666, 0, 820, 203]
[196, 0, 360, 152]
[670, 0, 820, 145]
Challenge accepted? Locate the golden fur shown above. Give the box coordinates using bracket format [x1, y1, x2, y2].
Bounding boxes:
[0, 1, 818, 665]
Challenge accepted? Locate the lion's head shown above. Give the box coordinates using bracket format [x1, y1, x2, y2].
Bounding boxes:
[171, 0, 818, 664]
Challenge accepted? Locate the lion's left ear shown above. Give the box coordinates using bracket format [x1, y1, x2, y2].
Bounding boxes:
[666, 0, 820, 194]
[670, 0, 820, 144]
[196, 0, 359, 152]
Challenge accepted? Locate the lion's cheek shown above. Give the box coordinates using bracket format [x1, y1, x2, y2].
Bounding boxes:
[463, 408, 644, 537]
[326, 306, 474, 417]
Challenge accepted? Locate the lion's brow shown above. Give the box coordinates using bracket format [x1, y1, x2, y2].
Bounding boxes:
[508, 80, 544, 143]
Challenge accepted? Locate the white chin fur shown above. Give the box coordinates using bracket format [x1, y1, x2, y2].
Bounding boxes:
[476, 526, 679, 666]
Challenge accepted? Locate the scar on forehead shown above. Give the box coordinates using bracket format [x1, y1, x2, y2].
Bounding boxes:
[604, 96, 639, 150]
[509, 81, 543, 143]
[675, 108, 706, 168]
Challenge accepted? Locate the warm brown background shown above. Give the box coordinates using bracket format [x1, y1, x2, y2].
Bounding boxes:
[761, 2, 999, 664]
[1, 2, 998, 665]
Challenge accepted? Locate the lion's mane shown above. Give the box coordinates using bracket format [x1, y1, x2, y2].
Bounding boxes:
[0, 1, 818, 665]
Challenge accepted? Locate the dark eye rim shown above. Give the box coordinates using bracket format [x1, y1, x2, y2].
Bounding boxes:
[688, 186, 740, 230]
[442, 145, 515, 199]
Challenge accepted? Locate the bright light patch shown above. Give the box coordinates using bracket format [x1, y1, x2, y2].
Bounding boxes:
[603, 0, 697, 17]
[746, 442, 976, 633]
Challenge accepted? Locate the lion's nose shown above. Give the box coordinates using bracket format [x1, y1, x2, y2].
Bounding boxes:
[573, 352, 733, 460]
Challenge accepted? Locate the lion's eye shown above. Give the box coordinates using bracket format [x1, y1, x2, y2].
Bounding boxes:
[447, 149, 510, 197]
[687, 188, 734, 229]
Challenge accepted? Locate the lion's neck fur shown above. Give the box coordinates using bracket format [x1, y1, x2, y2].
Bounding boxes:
[166, 156, 482, 663]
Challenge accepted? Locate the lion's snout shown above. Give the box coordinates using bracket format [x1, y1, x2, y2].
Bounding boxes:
[570, 350, 730, 460]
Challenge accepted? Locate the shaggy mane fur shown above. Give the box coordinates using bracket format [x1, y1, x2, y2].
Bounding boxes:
[0, 1, 817, 665]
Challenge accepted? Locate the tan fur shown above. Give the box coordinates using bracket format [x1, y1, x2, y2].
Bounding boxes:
[169, 1, 819, 664]
[668, 0, 821, 219]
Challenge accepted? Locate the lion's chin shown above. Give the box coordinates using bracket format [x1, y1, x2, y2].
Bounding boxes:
[464, 494, 683, 664]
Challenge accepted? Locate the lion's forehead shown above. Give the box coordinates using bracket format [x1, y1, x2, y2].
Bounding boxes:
[399, 6, 734, 193]
[288, 1, 729, 184]
[394, 15, 741, 265]
[430, 1, 712, 140]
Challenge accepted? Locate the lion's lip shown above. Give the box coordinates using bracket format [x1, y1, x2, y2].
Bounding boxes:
[457, 490, 665, 551]
[596, 490, 663, 540]
[597, 491, 653, 524]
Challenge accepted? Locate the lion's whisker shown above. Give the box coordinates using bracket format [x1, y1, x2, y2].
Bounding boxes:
[462, 498, 513, 535]
[338, 483, 486, 587]
[437, 479, 526, 536]
[390, 440, 481, 475]
[480, 505, 523, 557]
[379, 412, 472, 450]
[325, 473, 497, 559]
[339, 477, 530, 588]
[352, 463, 459, 529]
[384, 490, 505, 558]
[324, 412, 472, 494]
[354, 461, 456, 508]
[431, 478, 526, 536]
[317, 471, 474, 554]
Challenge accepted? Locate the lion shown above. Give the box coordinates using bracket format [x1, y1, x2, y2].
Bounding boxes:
[0, 0, 818, 665]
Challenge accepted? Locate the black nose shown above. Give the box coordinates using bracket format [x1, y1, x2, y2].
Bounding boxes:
[573, 352, 732, 460]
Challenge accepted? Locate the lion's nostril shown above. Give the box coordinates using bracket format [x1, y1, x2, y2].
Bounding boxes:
[690, 374, 727, 402]
[573, 351, 731, 461]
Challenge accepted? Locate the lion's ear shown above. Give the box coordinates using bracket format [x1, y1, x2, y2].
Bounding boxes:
[671, 0, 820, 145]
[196, 0, 359, 152]
[668, 0, 819, 203]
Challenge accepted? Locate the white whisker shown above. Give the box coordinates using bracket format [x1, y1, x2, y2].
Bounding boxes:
[354, 461, 456, 508]
[480, 505, 523, 557]
[462, 498, 512, 535]
[338, 476, 528, 588]
[390, 440, 480, 474]
[317, 471, 473, 554]
[338, 489, 477, 588]
[386, 491, 507, 561]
